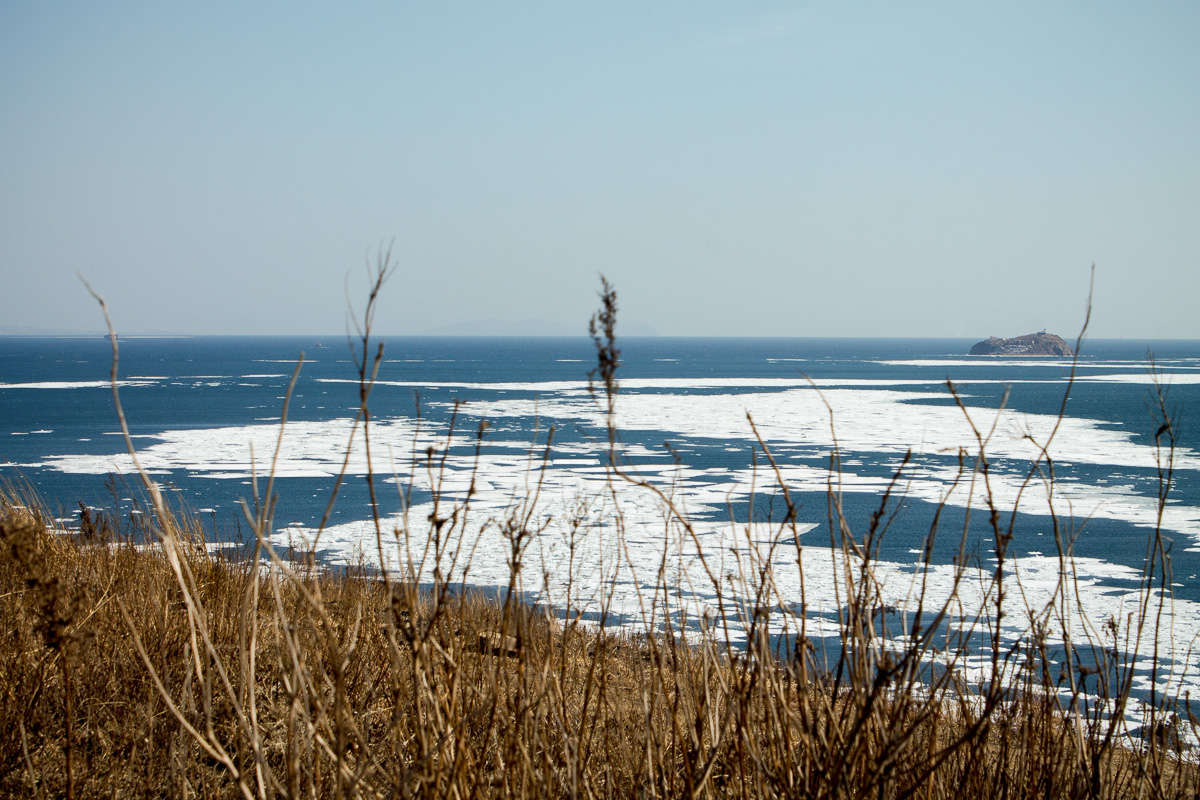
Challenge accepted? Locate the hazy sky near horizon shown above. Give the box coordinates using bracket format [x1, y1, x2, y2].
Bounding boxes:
[2, 3, 1197, 338]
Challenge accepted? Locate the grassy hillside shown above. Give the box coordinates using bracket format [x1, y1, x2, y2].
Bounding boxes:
[1, 483, 1196, 799]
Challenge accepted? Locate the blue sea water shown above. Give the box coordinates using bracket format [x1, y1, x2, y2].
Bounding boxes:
[3, 335, 1200, 705]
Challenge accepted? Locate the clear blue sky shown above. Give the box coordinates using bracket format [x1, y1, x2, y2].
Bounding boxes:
[2, 2, 1197, 337]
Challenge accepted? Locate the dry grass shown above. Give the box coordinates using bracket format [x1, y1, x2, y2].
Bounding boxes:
[0, 267, 1195, 798]
[2, 488, 1196, 799]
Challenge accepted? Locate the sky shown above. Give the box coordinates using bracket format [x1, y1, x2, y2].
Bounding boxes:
[1, 2, 1197, 338]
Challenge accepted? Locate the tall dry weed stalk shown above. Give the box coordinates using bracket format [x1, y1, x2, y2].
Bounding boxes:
[0, 268, 1195, 798]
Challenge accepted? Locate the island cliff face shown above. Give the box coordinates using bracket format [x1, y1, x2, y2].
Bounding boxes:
[969, 332, 1074, 357]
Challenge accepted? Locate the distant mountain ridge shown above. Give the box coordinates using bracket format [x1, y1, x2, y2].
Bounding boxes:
[969, 332, 1074, 357]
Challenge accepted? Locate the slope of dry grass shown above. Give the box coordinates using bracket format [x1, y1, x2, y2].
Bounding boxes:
[2, 482, 1196, 799]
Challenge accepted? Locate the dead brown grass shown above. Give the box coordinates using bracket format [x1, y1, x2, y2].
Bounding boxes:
[1, 490, 1196, 799]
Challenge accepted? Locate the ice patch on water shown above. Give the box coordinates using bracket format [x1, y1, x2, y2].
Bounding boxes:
[0, 380, 152, 390]
[1076, 373, 1200, 384]
[270, 444, 1200, 702]
[317, 377, 591, 392]
[456, 386, 1200, 472]
[30, 417, 447, 477]
[874, 359, 1094, 368]
[437, 383, 1200, 547]
[35, 378, 1200, 543]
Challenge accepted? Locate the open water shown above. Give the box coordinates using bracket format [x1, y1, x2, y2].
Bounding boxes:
[3, 335, 1199, 709]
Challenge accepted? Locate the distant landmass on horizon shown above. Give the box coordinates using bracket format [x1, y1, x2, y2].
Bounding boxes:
[969, 331, 1074, 357]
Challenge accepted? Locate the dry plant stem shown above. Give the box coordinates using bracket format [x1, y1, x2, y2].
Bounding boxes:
[306, 250, 394, 556]
[84, 281, 268, 799]
[349, 249, 393, 555]
[18, 720, 44, 800]
[345, 259, 390, 800]
[243, 354, 305, 798]
[116, 599, 258, 800]
[79, 279, 163, 511]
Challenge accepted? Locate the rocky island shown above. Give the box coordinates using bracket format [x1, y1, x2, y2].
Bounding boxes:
[969, 331, 1074, 357]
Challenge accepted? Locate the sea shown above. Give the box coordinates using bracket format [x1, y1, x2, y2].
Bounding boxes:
[2, 335, 1199, 713]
